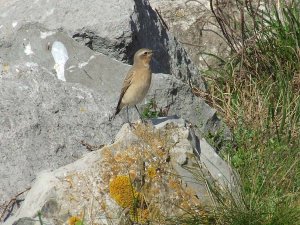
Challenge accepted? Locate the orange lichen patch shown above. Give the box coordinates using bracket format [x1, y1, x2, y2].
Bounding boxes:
[64, 175, 74, 188]
[101, 147, 114, 160]
[155, 148, 166, 158]
[100, 201, 107, 211]
[168, 179, 181, 190]
[133, 124, 169, 153]
[100, 124, 210, 224]
[129, 169, 137, 180]
[109, 175, 139, 209]
[130, 208, 150, 224]
[114, 152, 123, 162]
[123, 154, 136, 164]
[67, 216, 82, 225]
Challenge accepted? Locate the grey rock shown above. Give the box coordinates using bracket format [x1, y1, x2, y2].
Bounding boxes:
[12, 217, 55, 225]
[0, 0, 205, 87]
[151, 115, 184, 129]
[4, 118, 238, 225]
[0, 66, 112, 209]
[149, 0, 229, 69]
[153, 118, 238, 201]
[12, 218, 36, 225]
[0, 24, 230, 214]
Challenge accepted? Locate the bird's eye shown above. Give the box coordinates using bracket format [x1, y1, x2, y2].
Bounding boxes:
[143, 52, 148, 55]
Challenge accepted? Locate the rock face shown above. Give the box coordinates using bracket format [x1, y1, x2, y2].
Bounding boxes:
[0, 23, 229, 208]
[149, 0, 229, 69]
[0, 0, 204, 86]
[4, 118, 238, 225]
[0, 0, 231, 220]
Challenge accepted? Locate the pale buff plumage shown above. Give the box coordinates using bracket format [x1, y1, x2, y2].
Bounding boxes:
[113, 48, 153, 121]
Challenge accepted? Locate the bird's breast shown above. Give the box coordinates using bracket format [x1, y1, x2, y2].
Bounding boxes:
[122, 69, 152, 106]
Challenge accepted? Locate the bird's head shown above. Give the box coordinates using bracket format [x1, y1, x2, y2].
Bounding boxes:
[133, 48, 153, 67]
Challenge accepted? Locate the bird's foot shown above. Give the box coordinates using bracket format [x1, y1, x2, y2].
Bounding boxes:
[140, 118, 150, 125]
[128, 122, 137, 129]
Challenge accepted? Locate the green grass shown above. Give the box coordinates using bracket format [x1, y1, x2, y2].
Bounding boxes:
[218, 126, 300, 225]
[142, 98, 167, 119]
[170, 0, 300, 224]
[207, 0, 300, 224]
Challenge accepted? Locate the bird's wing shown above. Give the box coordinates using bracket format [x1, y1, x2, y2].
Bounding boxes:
[114, 68, 135, 115]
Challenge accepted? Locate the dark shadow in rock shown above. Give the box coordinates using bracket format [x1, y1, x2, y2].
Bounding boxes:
[12, 217, 35, 225]
[129, 0, 170, 74]
[150, 115, 179, 126]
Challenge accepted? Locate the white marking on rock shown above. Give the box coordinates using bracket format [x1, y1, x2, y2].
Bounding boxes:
[12, 21, 18, 28]
[78, 62, 88, 68]
[67, 65, 76, 70]
[46, 8, 55, 17]
[0, 25, 3, 29]
[51, 41, 69, 81]
[24, 43, 34, 55]
[40, 31, 56, 39]
[26, 62, 38, 68]
[78, 55, 95, 68]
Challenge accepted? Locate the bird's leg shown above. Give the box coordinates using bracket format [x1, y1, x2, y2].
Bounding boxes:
[134, 105, 145, 123]
[126, 106, 131, 126]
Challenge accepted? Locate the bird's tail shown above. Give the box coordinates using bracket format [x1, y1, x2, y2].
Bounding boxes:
[109, 102, 123, 121]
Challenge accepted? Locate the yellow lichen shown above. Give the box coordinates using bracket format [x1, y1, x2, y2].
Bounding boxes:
[147, 166, 157, 179]
[168, 179, 181, 189]
[103, 124, 209, 224]
[79, 107, 86, 112]
[109, 175, 139, 209]
[67, 216, 82, 225]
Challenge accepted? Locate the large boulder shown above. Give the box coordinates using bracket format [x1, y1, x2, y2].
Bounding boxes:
[0, 23, 230, 213]
[4, 118, 238, 225]
[0, 0, 233, 221]
[149, 0, 229, 69]
[0, 0, 204, 87]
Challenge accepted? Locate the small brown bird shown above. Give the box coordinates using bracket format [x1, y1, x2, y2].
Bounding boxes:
[112, 48, 153, 124]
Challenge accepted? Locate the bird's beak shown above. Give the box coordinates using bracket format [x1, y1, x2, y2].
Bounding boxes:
[150, 51, 154, 56]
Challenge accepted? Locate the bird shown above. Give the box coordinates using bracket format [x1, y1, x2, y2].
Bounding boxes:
[111, 48, 153, 125]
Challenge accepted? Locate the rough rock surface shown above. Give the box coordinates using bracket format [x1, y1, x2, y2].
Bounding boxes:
[0, 0, 204, 87]
[0, 23, 230, 211]
[0, 0, 232, 221]
[4, 118, 238, 225]
[149, 0, 229, 68]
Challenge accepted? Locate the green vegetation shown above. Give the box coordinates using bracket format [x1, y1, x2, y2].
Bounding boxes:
[38, 211, 43, 225]
[142, 98, 167, 119]
[203, 0, 300, 224]
[173, 0, 300, 224]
